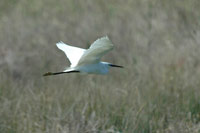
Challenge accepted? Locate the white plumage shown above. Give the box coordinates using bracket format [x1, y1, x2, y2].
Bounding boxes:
[43, 36, 123, 76]
[56, 41, 86, 67]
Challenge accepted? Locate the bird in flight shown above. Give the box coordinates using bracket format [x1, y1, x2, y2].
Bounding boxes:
[43, 36, 123, 76]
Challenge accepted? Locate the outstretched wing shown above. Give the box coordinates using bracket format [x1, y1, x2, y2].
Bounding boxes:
[56, 42, 86, 67]
[77, 36, 114, 66]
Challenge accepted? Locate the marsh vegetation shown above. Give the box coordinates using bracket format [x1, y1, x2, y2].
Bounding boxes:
[0, 0, 200, 132]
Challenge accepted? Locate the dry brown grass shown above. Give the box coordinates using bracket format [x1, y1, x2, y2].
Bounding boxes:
[0, 0, 200, 132]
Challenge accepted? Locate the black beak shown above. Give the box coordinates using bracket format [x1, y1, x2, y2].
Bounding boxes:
[109, 64, 124, 68]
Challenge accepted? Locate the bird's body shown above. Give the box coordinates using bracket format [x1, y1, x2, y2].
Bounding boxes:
[73, 62, 110, 74]
[43, 36, 123, 76]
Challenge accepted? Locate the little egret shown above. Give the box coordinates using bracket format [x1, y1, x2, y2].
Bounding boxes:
[43, 36, 123, 76]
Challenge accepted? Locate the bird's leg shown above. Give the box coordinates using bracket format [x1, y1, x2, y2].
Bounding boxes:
[43, 70, 80, 76]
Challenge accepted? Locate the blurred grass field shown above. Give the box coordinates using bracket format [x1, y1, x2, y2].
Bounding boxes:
[0, 0, 200, 132]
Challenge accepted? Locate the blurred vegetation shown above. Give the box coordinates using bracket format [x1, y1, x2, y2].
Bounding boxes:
[0, 0, 200, 132]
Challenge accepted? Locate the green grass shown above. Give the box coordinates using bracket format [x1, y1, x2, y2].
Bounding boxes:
[0, 0, 200, 132]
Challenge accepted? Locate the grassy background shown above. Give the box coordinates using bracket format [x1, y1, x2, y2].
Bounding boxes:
[0, 0, 200, 132]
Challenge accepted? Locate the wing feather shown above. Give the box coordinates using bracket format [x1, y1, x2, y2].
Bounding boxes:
[56, 42, 86, 67]
[77, 36, 113, 66]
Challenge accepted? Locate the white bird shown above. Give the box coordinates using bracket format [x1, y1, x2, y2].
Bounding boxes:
[43, 36, 123, 76]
